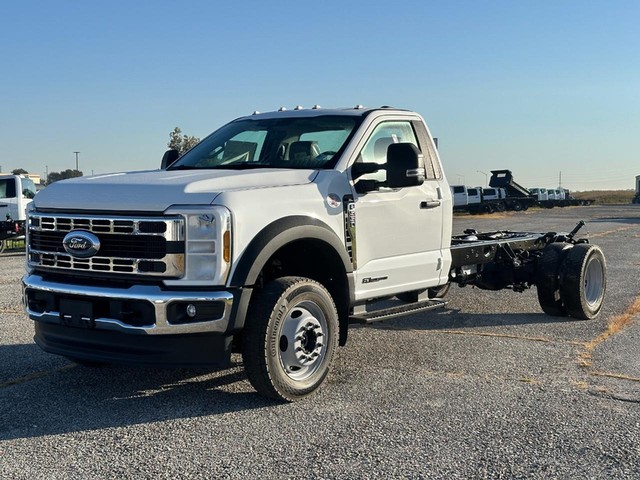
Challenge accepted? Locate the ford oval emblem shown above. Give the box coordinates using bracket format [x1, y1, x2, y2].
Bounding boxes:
[62, 231, 101, 258]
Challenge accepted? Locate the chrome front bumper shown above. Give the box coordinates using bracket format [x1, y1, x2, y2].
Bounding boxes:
[22, 274, 234, 335]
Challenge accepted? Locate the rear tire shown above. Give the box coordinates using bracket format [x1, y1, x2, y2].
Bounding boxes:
[536, 243, 572, 316]
[560, 244, 606, 319]
[242, 277, 339, 401]
[0, 240, 5, 254]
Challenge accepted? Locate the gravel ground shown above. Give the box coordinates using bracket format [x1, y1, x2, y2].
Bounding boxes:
[1, 205, 639, 479]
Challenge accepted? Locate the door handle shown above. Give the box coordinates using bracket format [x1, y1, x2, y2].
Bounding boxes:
[420, 200, 441, 209]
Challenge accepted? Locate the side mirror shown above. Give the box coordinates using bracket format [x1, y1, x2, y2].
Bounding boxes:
[351, 162, 381, 180]
[161, 149, 180, 169]
[386, 143, 425, 188]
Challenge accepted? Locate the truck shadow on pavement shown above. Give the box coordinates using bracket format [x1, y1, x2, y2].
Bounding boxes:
[362, 308, 575, 332]
[0, 344, 274, 441]
[590, 216, 640, 225]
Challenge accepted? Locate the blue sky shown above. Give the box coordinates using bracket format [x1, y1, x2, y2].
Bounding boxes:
[1, 1, 638, 190]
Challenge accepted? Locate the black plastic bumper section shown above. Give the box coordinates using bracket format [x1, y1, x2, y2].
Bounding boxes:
[34, 322, 233, 368]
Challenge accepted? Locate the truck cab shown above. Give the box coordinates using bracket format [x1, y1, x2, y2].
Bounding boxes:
[466, 187, 482, 205]
[529, 188, 548, 201]
[481, 187, 506, 201]
[0, 174, 36, 221]
[23, 106, 453, 399]
[451, 185, 468, 206]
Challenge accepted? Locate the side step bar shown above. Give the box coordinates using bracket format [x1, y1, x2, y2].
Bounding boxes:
[349, 299, 447, 324]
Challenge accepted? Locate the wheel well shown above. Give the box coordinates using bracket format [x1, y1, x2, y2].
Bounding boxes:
[255, 239, 351, 345]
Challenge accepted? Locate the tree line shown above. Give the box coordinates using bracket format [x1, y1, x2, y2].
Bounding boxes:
[10, 168, 82, 185]
[11, 127, 198, 185]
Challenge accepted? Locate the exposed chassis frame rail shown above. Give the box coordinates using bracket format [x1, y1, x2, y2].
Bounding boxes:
[448, 221, 587, 292]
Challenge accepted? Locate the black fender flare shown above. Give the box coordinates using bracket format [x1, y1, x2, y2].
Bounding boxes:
[230, 215, 353, 288]
[227, 216, 354, 339]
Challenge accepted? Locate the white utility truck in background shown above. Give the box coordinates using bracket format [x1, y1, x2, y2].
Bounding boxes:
[0, 174, 36, 253]
[22, 106, 607, 401]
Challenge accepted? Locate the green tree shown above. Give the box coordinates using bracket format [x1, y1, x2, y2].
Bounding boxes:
[168, 127, 200, 154]
[12, 168, 28, 175]
[47, 169, 82, 185]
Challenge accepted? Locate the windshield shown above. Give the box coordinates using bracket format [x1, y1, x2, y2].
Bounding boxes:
[169, 115, 360, 171]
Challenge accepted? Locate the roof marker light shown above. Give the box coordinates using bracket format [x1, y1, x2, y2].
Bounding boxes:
[354, 104, 365, 109]
[278, 106, 287, 112]
[252, 111, 260, 115]
[294, 105, 304, 110]
[312, 104, 321, 109]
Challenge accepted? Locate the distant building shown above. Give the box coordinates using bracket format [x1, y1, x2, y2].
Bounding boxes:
[26, 173, 42, 185]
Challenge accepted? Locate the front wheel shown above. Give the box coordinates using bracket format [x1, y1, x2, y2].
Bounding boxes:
[242, 277, 339, 401]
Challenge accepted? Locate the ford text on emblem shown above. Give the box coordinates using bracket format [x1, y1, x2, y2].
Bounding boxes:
[62, 231, 101, 258]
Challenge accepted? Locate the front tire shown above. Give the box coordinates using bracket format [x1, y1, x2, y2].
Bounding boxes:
[242, 277, 339, 401]
[560, 244, 606, 319]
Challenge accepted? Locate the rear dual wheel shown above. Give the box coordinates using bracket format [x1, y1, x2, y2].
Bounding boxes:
[536, 243, 606, 319]
[536, 243, 572, 316]
[560, 244, 606, 319]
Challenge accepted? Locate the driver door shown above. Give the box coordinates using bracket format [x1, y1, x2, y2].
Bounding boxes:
[350, 119, 449, 301]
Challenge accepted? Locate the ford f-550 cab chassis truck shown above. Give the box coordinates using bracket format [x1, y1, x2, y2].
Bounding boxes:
[22, 106, 607, 401]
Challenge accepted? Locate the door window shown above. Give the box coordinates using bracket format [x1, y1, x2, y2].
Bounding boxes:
[0, 179, 16, 198]
[356, 121, 418, 183]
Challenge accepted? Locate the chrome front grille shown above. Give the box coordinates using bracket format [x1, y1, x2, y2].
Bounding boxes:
[28, 213, 185, 277]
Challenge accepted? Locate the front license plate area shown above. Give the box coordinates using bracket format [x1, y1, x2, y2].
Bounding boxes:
[59, 299, 95, 328]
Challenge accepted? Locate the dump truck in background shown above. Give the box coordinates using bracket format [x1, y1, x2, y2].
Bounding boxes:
[488, 170, 537, 212]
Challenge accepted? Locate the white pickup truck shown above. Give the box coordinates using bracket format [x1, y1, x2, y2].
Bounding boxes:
[0, 174, 36, 252]
[22, 106, 607, 401]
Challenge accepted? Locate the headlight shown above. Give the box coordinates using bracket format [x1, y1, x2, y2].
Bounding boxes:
[25, 203, 35, 274]
[164, 205, 232, 286]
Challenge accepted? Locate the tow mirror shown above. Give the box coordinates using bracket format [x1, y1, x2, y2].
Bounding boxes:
[161, 149, 180, 169]
[351, 162, 381, 180]
[386, 143, 425, 188]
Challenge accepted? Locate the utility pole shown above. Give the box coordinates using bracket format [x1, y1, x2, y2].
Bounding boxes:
[559, 171, 562, 188]
[477, 170, 488, 187]
[73, 151, 80, 172]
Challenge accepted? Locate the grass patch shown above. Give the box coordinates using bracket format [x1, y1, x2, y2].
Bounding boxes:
[572, 190, 635, 204]
[580, 297, 640, 368]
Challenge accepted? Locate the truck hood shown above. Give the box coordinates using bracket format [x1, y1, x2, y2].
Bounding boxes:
[34, 169, 317, 212]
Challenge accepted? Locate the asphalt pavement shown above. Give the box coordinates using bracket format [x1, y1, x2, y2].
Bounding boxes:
[1, 205, 639, 479]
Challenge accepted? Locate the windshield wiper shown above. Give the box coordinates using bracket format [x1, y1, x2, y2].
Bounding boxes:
[211, 163, 275, 170]
[167, 165, 199, 170]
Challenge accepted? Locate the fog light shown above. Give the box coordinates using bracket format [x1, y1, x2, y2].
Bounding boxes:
[186, 304, 197, 318]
